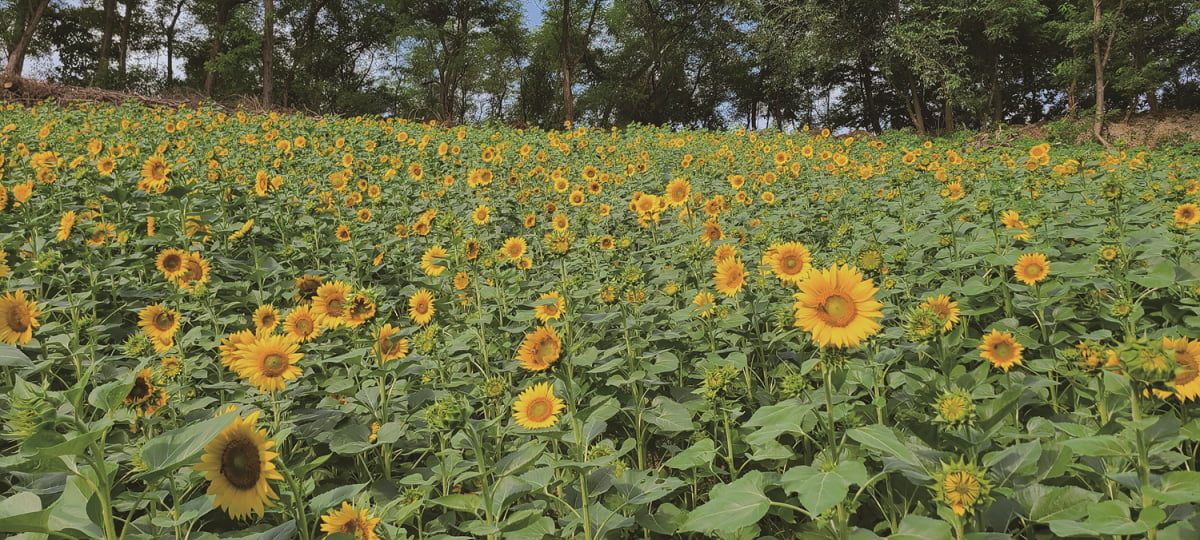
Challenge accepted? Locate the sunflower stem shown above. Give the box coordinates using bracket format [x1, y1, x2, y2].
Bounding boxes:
[1129, 386, 1157, 540]
[722, 408, 738, 481]
[280, 461, 312, 540]
[824, 362, 840, 464]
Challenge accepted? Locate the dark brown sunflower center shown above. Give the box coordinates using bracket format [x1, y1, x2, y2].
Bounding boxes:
[326, 298, 344, 314]
[126, 377, 152, 403]
[262, 353, 288, 375]
[260, 314, 276, 327]
[527, 399, 552, 422]
[220, 439, 262, 490]
[535, 340, 557, 364]
[6, 307, 29, 333]
[155, 312, 175, 330]
[414, 301, 429, 315]
[818, 294, 856, 326]
[781, 255, 801, 272]
[295, 319, 313, 334]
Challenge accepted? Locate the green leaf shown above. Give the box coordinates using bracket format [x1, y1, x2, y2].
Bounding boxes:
[431, 494, 480, 514]
[137, 413, 236, 480]
[87, 378, 137, 412]
[494, 443, 544, 477]
[1061, 435, 1132, 457]
[1147, 471, 1200, 504]
[679, 471, 770, 534]
[0, 345, 33, 368]
[780, 465, 850, 516]
[847, 425, 926, 473]
[308, 483, 366, 512]
[47, 473, 104, 538]
[0, 492, 50, 534]
[643, 397, 693, 432]
[664, 439, 716, 470]
[889, 514, 952, 540]
[1024, 485, 1102, 522]
[636, 502, 686, 535]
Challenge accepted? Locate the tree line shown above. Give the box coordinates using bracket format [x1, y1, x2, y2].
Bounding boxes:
[3, 0, 1200, 135]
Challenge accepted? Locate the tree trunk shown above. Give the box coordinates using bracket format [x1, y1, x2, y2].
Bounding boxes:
[1067, 76, 1077, 116]
[96, 0, 118, 86]
[262, 0, 274, 106]
[204, 0, 234, 96]
[989, 48, 1003, 126]
[165, 0, 185, 86]
[119, 0, 136, 87]
[560, 0, 574, 125]
[3, 0, 51, 78]
[858, 55, 881, 132]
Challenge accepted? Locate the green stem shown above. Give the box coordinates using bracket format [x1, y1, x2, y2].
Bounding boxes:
[1129, 386, 1157, 540]
[824, 363, 840, 463]
[722, 408, 738, 481]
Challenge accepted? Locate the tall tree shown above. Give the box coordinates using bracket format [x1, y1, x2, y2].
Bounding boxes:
[262, 0, 273, 104]
[3, 0, 52, 78]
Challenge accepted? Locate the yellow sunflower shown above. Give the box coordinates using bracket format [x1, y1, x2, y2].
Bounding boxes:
[766, 242, 811, 285]
[252, 305, 280, 333]
[533, 291, 565, 322]
[177, 253, 211, 289]
[472, 205, 491, 225]
[283, 306, 321, 343]
[1012, 253, 1050, 286]
[920, 295, 961, 332]
[408, 289, 436, 325]
[512, 382, 566, 429]
[374, 323, 409, 364]
[421, 245, 448, 276]
[192, 410, 282, 519]
[1163, 337, 1200, 401]
[312, 281, 352, 329]
[124, 368, 168, 417]
[319, 502, 382, 540]
[453, 271, 471, 290]
[791, 264, 884, 348]
[517, 325, 562, 371]
[294, 274, 324, 304]
[665, 178, 691, 206]
[0, 290, 40, 346]
[56, 211, 76, 242]
[501, 237, 527, 261]
[935, 461, 990, 517]
[979, 329, 1024, 372]
[1174, 203, 1200, 227]
[343, 293, 376, 328]
[138, 303, 180, 342]
[712, 256, 747, 297]
[234, 334, 303, 392]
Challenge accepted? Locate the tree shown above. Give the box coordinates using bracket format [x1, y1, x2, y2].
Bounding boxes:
[2, 0, 52, 78]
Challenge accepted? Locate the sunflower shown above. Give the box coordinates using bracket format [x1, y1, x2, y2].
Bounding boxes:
[517, 325, 562, 371]
[471, 205, 491, 225]
[501, 237, 527, 261]
[766, 242, 811, 285]
[343, 293, 376, 327]
[999, 210, 1022, 229]
[712, 256, 747, 297]
[453, 271, 470, 290]
[408, 289, 436, 325]
[533, 291, 565, 322]
[234, 334, 303, 392]
[177, 253, 211, 289]
[97, 156, 116, 176]
[920, 295, 960, 332]
[319, 502, 382, 540]
[791, 264, 884, 348]
[124, 368, 168, 417]
[1163, 337, 1200, 401]
[552, 214, 569, 232]
[1174, 203, 1200, 227]
[253, 305, 280, 333]
[665, 178, 691, 206]
[374, 323, 409, 364]
[192, 410, 282, 519]
[138, 303, 180, 342]
[56, 211, 76, 242]
[421, 245, 448, 276]
[693, 292, 715, 318]
[140, 154, 170, 186]
[335, 224, 352, 242]
[294, 274, 323, 304]
[219, 330, 257, 369]
[1012, 253, 1050, 286]
[312, 281, 352, 328]
[598, 236, 615, 250]
[512, 382, 566, 429]
[283, 306, 321, 343]
[979, 329, 1023, 372]
[464, 238, 482, 260]
[699, 219, 724, 246]
[935, 461, 990, 517]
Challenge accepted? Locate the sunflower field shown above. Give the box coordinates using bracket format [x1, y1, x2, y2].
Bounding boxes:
[1, 101, 1200, 540]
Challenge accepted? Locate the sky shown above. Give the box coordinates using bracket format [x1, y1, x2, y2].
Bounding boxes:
[521, 0, 546, 29]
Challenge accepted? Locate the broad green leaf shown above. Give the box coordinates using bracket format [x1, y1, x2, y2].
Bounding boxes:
[0, 492, 50, 534]
[137, 413, 236, 480]
[494, 442, 544, 477]
[664, 439, 716, 470]
[1147, 471, 1200, 504]
[308, 483, 366, 512]
[643, 397, 693, 432]
[431, 494, 480, 514]
[1061, 435, 1132, 457]
[679, 471, 770, 534]
[1024, 485, 1101, 522]
[780, 465, 850, 516]
[847, 425, 925, 472]
[889, 514, 952, 540]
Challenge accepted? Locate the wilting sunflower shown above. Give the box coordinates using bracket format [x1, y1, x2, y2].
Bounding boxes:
[517, 325, 562, 371]
[294, 274, 323, 304]
[979, 329, 1024, 372]
[1162, 337, 1200, 401]
[408, 289, 436, 325]
[533, 291, 565, 322]
[766, 242, 812, 285]
[193, 410, 282, 519]
[234, 334, 303, 393]
[420, 246, 448, 276]
[252, 305, 280, 333]
[1012, 253, 1050, 286]
[920, 295, 960, 332]
[343, 293, 376, 327]
[319, 502, 382, 540]
[0, 290, 40, 346]
[283, 306, 321, 343]
[373, 323, 409, 364]
[124, 368, 168, 417]
[312, 281, 352, 329]
[56, 211, 76, 242]
[935, 460, 990, 517]
[501, 237, 527, 261]
[713, 256, 747, 297]
[512, 382, 566, 429]
[791, 264, 884, 348]
[138, 303, 180, 342]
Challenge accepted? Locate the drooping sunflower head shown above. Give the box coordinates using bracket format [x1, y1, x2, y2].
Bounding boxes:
[319, 501, 382, 540]
[374, 323, 409, 364]
[517, 325, 561, 371]
[979, 329, 1024, 372]
[124, 368, 168, 417]
[1012, 253, 1050, 286]
[408, 289, 436, 325]
[293, 274, 323, 304]
[791, 264, 884, 348]
[192, 410, 282, 519]
[0, 290, 41, 347]
[512, 382, 566, 429]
